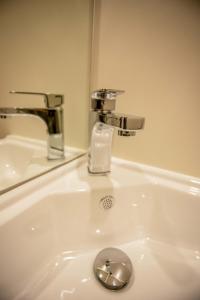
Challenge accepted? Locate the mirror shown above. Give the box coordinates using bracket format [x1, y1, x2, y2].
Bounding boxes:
[0, 0, 93, 194]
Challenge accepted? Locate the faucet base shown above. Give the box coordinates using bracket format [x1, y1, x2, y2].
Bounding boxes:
[88, 167, 110, 175]
[47, 134, 65, 160]
[88, 122, 114, 175]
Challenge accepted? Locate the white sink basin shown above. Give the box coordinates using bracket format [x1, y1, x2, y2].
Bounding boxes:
[0, 156, 200, 300]
[0, 135, 83, 192]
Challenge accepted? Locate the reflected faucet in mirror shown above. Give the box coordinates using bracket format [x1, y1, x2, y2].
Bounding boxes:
[88, 89, 145, 174]
[0, 91, 65, 160]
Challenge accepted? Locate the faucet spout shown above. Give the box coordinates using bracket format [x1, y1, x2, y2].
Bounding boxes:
[98, 112, 145, 133]
[0, 107, 62, 134]
[0, 91, 65, 160]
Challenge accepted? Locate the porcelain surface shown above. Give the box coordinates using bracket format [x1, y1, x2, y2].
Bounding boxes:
[0, 156, 200, 300]
[0, 135, 82, 192]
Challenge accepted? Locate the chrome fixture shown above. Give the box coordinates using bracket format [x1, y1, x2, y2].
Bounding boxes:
[99, 195, 115, 210]
[0, 91, 65, 160]
[94, 247, 133, 291]
[88, 89, 145, 174]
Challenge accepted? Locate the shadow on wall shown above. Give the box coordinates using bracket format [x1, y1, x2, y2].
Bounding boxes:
[0, 120, 7, 138]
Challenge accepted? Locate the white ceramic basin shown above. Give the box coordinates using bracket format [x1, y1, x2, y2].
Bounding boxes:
[0, 135, 82, 192]
[0, 157, 200, 300]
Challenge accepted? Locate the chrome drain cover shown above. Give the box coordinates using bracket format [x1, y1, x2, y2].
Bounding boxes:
[94, 248, 133, 291]
[99, 195, 114, 209]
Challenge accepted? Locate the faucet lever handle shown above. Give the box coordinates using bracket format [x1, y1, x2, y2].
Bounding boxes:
[91, 89, 124, 111]
[9, 91, 64, 108]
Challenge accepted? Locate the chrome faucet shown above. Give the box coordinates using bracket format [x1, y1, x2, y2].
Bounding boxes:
[88, 89, 145, 174]
[0, 91, 65, 160]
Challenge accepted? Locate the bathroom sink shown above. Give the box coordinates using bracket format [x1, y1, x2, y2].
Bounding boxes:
[0, 156, 200, 299]
[0, 135, 82, 192]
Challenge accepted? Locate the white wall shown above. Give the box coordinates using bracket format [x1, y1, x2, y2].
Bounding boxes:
[92, 0, 200, 177]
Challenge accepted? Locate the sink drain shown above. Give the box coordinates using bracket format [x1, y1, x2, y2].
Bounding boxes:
[99, 195, 114, 210]
[94, 248, 133, 291]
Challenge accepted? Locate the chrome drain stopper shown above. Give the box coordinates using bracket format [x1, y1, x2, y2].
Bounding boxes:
[93, 247, 133, 291]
